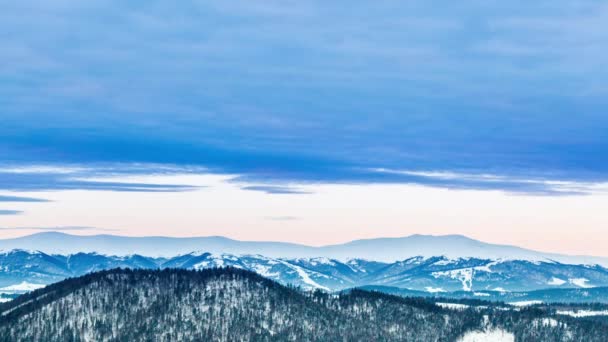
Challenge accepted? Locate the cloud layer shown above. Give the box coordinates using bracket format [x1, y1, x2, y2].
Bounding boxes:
[1, 1, 607, 195]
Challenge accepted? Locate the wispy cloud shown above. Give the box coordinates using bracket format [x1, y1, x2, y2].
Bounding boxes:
[0, 226, 120, 232]
[2, 162, 606, 197]
[0, 210, 23, 215]
[241, 185, 311, 195]
[371, 168, 608, 196]
[0, 164, 202, 193]
[0, 195, 49, 202]
[1, 1, 607, 196]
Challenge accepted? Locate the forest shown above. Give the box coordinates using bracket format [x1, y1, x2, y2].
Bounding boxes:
[1, 268, 607, 341]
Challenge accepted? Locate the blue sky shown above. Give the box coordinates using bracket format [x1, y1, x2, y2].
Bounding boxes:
[2, 1, 608, 187]
[1, 1, 608, 252]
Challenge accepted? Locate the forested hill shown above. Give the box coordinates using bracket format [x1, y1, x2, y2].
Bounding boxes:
[1, 268, 607, 342]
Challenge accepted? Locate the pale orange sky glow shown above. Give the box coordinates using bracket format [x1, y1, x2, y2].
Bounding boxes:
[2, 172, 608, 257]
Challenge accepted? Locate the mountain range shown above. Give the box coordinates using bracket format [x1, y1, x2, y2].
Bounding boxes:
[3, 232, 608, 304]
[1, 232, 608, 265]
[3, 248, 608, 303]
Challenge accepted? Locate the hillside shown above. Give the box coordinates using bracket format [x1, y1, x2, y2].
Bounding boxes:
[2, 268, 608, 341]
[0, 268, 474, 341]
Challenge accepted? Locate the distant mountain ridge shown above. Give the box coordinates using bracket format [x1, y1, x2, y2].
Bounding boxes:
[1, 231, 607, 266]
[3, 249, 608, 298]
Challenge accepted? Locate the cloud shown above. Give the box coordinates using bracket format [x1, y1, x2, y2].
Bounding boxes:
[1, 1, 607, 196]
[0, 165, 202, 193]
[241, 185, 311, 195]
[0, 195, 49, 202]
[371, 168, 605, 196]
[0, 226, 120, 232]
[1, 162, 605, 197]
[0, 210, 22, 215]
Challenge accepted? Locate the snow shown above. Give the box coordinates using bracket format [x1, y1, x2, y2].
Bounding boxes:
[0, 281, 46, 292]
[493, 287, 508, 293]
[508, 300, 542, 307]
[425, 286, 446, 293]
[400, 256, 428, 265]
[436, 302, 469, 310]
[569, 278, 593, 288]
[547, 277, 566, 286]
[473, 292, 490, 297]
[346, 259, 360, 266]
[0, 298, 11, 303]
[251, 264, 279, 278]
[534, 318, 559, 327]
[474, 260, 501, 273]
[307, 257, 335, 266]
[432, 268, 473, 291]
[458, 329, 514, 342]
[557, 310, 608, 317]
[192, 253, 242, 269]
[345, 261, 366, 273]
[433, 257, 458, 266]
[277, 260, 330, 291]
[0, 249, 44, 256]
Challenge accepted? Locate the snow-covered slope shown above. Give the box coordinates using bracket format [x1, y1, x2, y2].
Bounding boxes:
[3, 250, 608, 295]
[2, 232, 607, 266]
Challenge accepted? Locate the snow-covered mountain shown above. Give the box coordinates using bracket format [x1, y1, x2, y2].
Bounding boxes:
[1, 232, 607, 266]
[3, 249, 608, 298]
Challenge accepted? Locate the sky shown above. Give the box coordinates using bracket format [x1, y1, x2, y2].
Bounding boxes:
[1, 1, 608, 255]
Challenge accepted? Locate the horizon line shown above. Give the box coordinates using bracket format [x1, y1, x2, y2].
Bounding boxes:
[2, 230, 601, 259]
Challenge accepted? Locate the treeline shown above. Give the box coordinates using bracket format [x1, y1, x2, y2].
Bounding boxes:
[1, 268, 607, 341]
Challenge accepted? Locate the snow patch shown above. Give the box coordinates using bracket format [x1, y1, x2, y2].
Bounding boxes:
[425, 286, 446, 293]
[547, 277, 566, 286]
[569, 278, 593, 288]
[277, 260, 329, 291]
[436, 302, 469, 310]
[473, 260, 501, 273]
[534, 318, 559, 327]
[308, 257, 335, 266]
[432, 268, 473, 291]
[557, 310, 608, 317]
[251, 264, 279, 278]
[508, 300, 542, 307]
[402, 256, 428, 264]
[458, 328, 514, 342]
[433, 257, 458, 266]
